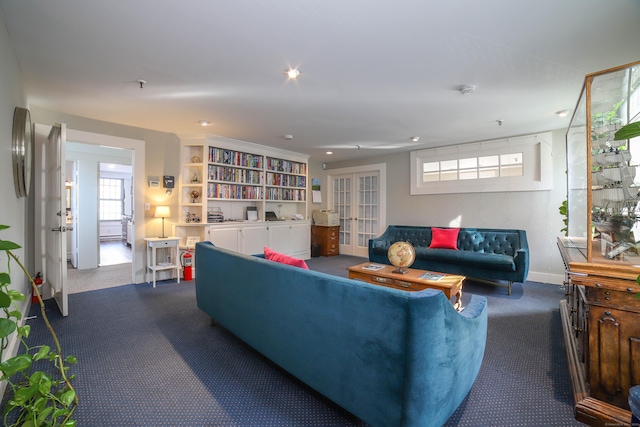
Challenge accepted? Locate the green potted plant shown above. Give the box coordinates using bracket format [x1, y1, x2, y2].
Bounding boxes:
[0, 224, 78, 426]
[559, 200, 568, 236]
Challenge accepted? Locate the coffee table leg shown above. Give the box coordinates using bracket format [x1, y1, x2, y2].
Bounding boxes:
[453, 289, 462, 311]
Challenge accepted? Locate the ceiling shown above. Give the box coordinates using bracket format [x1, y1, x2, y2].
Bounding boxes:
[2, 0, 640, 163]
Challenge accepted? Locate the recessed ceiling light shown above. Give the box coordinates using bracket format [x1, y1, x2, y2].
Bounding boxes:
[410, 136, 419, 142]
[555, 109, 571, 118]
[199, 120, 210, 126]
[286, 68, 301, 79]
[326, 151, 333, 155]
[285, 134, 293, 140]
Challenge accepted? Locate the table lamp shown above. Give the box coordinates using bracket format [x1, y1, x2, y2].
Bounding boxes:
[154, 205, 170, 238]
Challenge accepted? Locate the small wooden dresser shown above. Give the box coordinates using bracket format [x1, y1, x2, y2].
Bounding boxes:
[558, 237, 640, 426]
[311, 225, 339, 257]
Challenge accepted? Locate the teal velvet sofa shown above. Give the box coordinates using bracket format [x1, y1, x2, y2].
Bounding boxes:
[369, 225, 529, 295]
[195, 241, 488, 427]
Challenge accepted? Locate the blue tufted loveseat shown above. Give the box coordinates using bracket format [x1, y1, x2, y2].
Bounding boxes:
[195, 242, 488, 427]
[369, 225, 529, 295]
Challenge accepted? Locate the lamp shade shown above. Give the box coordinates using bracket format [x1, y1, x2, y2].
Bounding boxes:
[154, 205, 170, 218]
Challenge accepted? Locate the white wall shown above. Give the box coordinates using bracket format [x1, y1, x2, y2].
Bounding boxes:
[0, 10, 32, 371]
[0, 10, 31, 303]
[325, 128, 568, 284]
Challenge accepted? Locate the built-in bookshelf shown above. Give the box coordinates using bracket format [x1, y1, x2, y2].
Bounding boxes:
[177, 136, 309, 231]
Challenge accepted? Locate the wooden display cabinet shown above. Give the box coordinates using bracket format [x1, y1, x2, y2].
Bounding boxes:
[559, 60, 640, 426]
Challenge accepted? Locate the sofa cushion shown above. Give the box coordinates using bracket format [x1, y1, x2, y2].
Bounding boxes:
[264, 247, 309, 269]
[415, 248, 516, 272]
[457, 230, 485, 253]
[429, 227, 459, 250]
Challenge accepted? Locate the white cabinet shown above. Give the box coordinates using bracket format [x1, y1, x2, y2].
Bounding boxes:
[206, 221, 310, 259]
[207, 223, 268, 255]
[266, 221, 310, 259]
[240, 224, 268, 255]
[208, 226, 241, 252]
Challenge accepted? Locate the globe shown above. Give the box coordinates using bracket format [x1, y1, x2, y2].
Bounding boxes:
[387, 241, 416, 274]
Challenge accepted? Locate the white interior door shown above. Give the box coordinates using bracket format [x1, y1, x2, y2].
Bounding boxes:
[332, 170, 381, 257]
[46, 124, 68, 316]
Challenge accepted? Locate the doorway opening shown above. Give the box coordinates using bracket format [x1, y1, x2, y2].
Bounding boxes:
[63, 132, 145, 294]
[98, 162, 133, 267]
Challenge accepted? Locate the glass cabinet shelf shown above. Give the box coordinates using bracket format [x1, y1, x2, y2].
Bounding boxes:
[566, 60, 640, 266]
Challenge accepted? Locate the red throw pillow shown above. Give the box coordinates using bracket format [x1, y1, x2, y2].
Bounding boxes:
[429, 228, 460, 250]
[264, 247, 309, 270]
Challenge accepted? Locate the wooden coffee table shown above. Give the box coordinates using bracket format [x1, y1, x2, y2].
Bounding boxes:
[348, 263, 464, 310]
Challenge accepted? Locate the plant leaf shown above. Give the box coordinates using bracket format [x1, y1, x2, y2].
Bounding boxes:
[614, 122, 640, 141]
[0, 318, 17, 338]
[60, 390, 76, 406]
[0, 272, 10, 285]
[8, 289, 26, 301]
[17, 325, 30, 338]
[0, 291, 11, 308]
[34, 345, 50, 361]
[9, 384, 37, 405]
[0, 354, 32, 377]
[0, 241, 21, 250]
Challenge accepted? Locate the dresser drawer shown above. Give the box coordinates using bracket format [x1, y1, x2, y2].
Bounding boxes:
[325, 244, 339, 255]
[587, 286, 639, 308]
[147, 239, 178, 248]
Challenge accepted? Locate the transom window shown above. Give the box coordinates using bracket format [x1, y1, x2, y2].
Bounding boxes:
[99, 178, 124, 220]
[410, 133, 552, 195]
[422, 153, 523, 182]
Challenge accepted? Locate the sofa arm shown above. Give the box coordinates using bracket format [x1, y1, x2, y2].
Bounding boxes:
[401, 291, 488, 426]
[513, 248, 529, 283]
[458, 294, 488, 320]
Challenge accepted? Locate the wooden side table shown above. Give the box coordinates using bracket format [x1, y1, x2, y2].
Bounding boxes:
[144, 237, 181, 288]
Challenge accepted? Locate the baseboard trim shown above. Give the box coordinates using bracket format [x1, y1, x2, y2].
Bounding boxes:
[527, 271, 564, 285]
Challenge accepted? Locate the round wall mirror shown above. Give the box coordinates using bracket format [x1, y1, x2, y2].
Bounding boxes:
[12, 107, 33, 198]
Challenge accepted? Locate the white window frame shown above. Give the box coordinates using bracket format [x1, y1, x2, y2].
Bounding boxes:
[410, 132, 553, 195]
[99, 177, 124, 220]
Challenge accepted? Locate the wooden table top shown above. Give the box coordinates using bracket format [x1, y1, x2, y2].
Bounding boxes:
[347, 262, 465, 290]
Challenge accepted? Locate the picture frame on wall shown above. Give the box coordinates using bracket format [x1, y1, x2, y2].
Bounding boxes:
[185, 236, 200, 248]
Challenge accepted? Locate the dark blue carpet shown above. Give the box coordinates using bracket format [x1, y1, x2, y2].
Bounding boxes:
[21, 255, 585, 426]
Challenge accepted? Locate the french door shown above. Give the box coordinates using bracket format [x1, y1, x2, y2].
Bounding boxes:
[330, 165, 385, 257]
